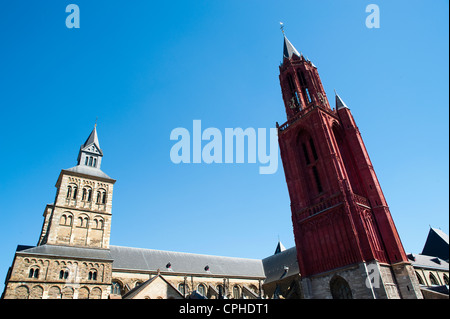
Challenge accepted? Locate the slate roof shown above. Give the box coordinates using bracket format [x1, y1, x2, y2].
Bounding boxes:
[335, 92, 349, 110]
[274, 241, 286, 255]
[407, 253, 449, 271]
[63, 165, 113, 181]
[422, 228, 449, 261]
[121, 274, 184, 299]
[262, 246, 299, 284]
[15, 244, 113, 261]
[283, 35, 301, 60]
[83, 126, 101, 150]
[109, 245, 265, 279]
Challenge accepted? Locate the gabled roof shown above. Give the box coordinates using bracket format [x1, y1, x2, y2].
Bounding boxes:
[122, 274, 184, 299]
[422, 228, 449, 261]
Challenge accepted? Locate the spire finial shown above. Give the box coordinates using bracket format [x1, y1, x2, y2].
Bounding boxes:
[280, 22, 285, 35]
[95, 117, 98, 128]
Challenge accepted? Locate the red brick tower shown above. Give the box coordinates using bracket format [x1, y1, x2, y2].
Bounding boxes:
[277, 34, 422, 299]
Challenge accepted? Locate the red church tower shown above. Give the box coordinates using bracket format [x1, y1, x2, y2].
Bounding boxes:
[277, 33, 422, 299]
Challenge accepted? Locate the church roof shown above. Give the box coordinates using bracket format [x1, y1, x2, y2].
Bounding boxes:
[407, 253, 449, 271]
[109, 245, 265, 279]
[63, 165, 114, 181]
[421, 228, 449, 261]
[15, 244, 113, 261]
[262, 246, 299, 284]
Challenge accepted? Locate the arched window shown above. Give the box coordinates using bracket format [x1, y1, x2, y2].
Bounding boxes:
[59, 269, 69, 280]
[88, 270, 97, 281]
[88, 157, 93, 166]
[60, 213, 73, 226]
[111, 281, 123, 295]
[66, 186, 72, 199]
[96, 191, 101, 204]
[443, 274, 449, 285]
[233, 285, 240, 299]
[78, 216, 89, 228]
[72, 186, 78, 199]
[330, 276, 352, 299]
[87, 189, 92, 202]
[29, 267, 39, 279]
[429, 273, 439, 286]
[217, 284, 224, 298]
[197, 284, 206, 297]
[102, 192, 107, 204]
[93, 158, 97, 167]
[85, 156, 89, 165]
[178, 283, 187, 296]
[82, 188, 87, 201]
[415, 272, 424, 285]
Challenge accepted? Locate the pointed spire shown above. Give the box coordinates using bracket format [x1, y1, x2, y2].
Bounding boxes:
[335, 91, 349, 110]
[280, 23, 301, 60]
[283, 35, 301, 60]
[76, 126, 103, 168]
[64, 126, 113, 180]
[83, 125, 101, 150]
[274, 240, 286, 255]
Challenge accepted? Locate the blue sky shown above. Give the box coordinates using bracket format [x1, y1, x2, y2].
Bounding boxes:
[0, 0, 448, 293]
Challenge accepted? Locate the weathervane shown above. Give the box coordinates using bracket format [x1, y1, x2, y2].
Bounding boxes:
[280, 22, 285, 35]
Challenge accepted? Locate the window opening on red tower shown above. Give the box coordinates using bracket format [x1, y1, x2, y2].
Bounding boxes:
[312, 166, 323, 193]
[305, 88, 312, 104]
[302, 143, 311, 165]
[309, 138, 318, 161]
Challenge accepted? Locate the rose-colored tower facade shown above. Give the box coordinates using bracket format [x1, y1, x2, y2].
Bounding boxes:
[277, 34, 422, 299]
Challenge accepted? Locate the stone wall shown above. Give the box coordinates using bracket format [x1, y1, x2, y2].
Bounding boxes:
[3, 254, 112, 299]
[41, 173, 114, 249]
[111, 270, 262, 299]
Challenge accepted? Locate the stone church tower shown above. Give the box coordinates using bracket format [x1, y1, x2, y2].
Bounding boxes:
[276, 34, 422, 299]
[37, 125, 115, 249]
[2, 126, 116, 299]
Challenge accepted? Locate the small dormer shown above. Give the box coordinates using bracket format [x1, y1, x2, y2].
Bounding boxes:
[431, 257, 441, 265]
